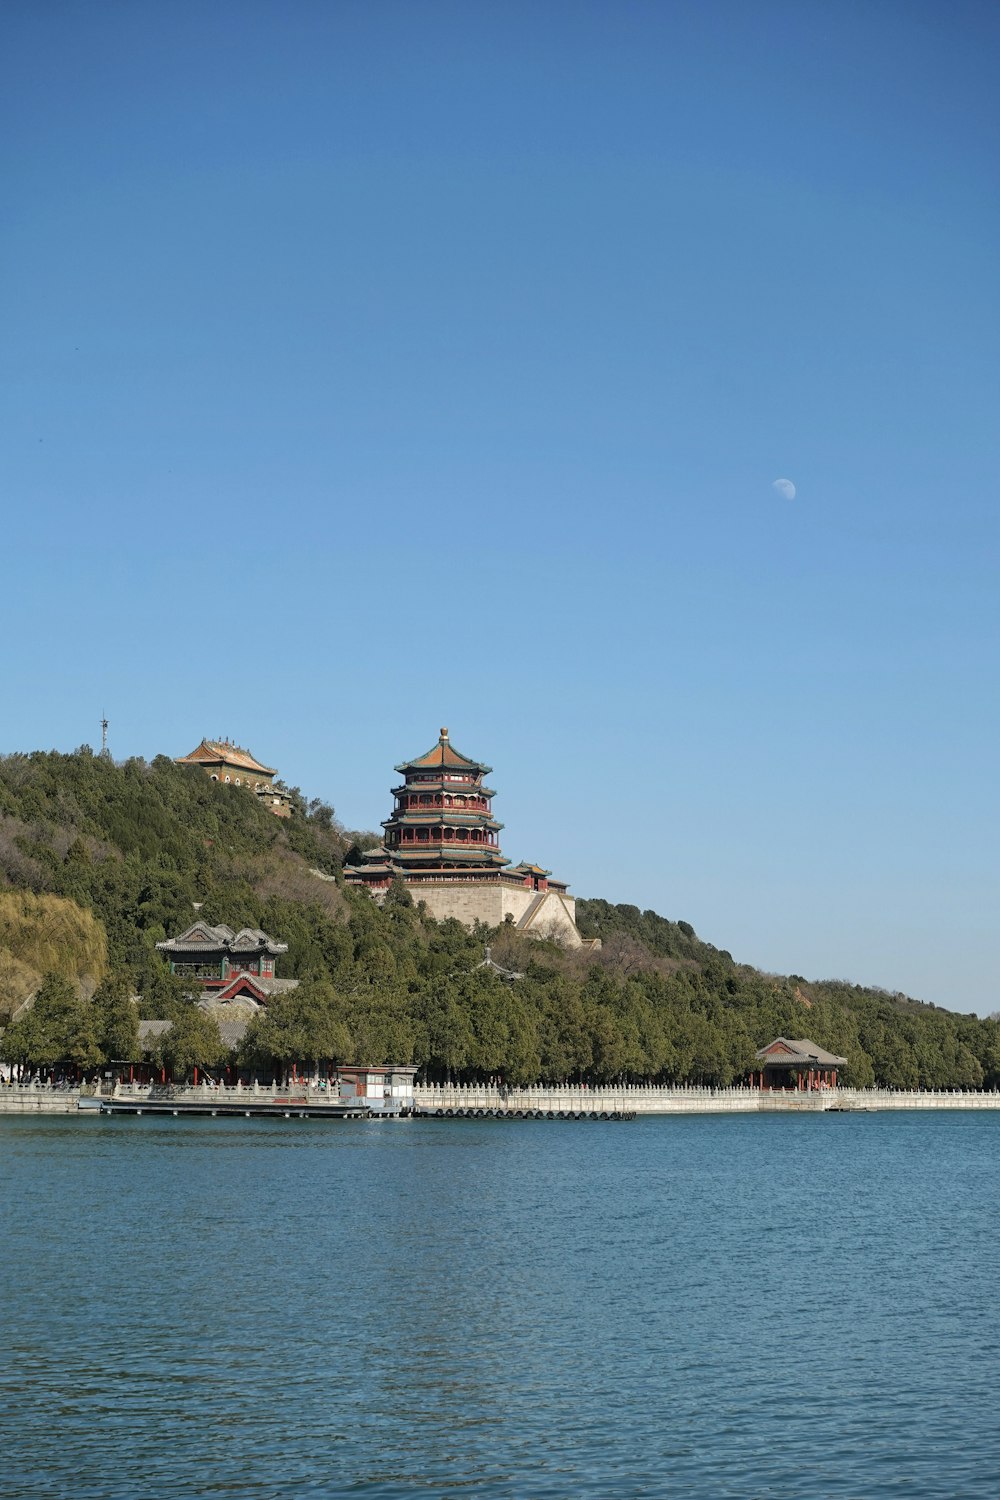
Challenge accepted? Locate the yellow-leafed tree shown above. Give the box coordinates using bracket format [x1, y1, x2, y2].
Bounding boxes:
[0, 947, 42, 1023]
[0, 892, 108, 1003]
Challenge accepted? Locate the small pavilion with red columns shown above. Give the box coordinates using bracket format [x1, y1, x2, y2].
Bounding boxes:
[753, 1037, 847, 1090]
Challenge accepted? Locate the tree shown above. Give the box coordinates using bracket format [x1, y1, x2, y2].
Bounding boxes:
[419, 979, 474, 1078]
[0, 946, 41, 1024]
[0, 1004, 49, 1071]
[0, 972, 100, 1071]
[156, 1006, 227, 1080]
[137, 962, 189, 1020]
[92, 971, 140, 1062]
[238, 980, 353, 1075]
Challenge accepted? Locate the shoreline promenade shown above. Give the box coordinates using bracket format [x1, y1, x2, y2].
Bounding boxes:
[4, 1079, 1000, 1117]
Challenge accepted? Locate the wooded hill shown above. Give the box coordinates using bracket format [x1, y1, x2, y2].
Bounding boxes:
[0, 747, 996, 1088]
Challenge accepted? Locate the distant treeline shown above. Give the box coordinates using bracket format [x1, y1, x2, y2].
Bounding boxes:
[0, 749, 996, 1088]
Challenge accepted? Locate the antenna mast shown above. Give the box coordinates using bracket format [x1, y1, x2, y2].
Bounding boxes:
[100, 714, 110, 759]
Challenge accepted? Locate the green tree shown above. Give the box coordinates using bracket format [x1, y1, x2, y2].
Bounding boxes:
[156, 1006, 227, 1080]
[238, 980, 354, 1075]
[138, 962, 190, 1020]
[92, 971, 140, 1062]
[418, 978, 475, 1078]
[0, 972, 100, 1071]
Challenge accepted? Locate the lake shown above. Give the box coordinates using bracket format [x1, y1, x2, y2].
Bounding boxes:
[2, 1112, 999, 1497]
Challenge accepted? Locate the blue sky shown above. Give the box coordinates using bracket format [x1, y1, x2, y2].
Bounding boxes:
[2, 1, 997, 1013]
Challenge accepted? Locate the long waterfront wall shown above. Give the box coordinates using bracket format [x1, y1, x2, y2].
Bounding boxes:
[413, 1083, 1000, 1115]
[5, 1081, 1000, 1118]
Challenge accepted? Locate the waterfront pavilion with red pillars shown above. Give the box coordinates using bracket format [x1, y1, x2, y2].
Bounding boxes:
[753, 1038, 848, 1090]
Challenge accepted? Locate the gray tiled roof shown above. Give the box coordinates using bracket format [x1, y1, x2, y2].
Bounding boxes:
[137, 1014, 250, 1052]
[156, 921, 288, 955]
[756, 1037, 847, 1067]
[217, 1019, 251, 1050]
[138, 1019, 172, 1043]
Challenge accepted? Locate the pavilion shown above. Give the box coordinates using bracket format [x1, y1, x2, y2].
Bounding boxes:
[156, 921, 290, 987]
[754, 1037, 847, 1090]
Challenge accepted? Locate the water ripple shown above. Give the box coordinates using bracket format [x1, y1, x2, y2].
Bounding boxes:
[1, 1113, 999, 1497]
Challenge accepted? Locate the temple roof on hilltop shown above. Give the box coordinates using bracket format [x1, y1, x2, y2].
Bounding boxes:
[177, 739, 276, 776]
[755, 1037, 847, 1068]
[395, 728, 490, 776]
[155, 921, 289, 955]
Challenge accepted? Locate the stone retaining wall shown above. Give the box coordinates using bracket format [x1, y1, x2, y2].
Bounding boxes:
[0, 1086, 84, 1114]
[413, 882, 583, 946]
[414, 1084, 1000, 1115]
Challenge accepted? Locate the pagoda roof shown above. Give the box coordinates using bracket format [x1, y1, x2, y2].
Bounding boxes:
[508, 862, 552, 877]
[395, 728, 491, 776]
[345, 847, 513, 882]
[177, 739, 276, 776]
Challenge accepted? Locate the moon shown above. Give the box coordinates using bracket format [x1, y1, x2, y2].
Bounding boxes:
[772, 477, 796, 500]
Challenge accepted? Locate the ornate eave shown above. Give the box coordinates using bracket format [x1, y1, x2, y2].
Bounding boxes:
[155, 921, 288, 956]
[755, 1037, 848, 1068]
[389, 845, 509, 865]
[394, 727, 491, 778]
[176, 739, 277, 777]
[391, 780, 496, 799]
[383, 812, 503, 831]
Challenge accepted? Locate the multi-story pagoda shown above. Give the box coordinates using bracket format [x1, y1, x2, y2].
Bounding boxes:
[176, 738, 292, 817]
[382, 727, 507, 875]
[345, 729, 595, 949]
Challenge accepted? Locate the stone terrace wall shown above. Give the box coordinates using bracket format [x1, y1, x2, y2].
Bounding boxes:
[413, 882, 506, 929]
[414, 881, 583, 947]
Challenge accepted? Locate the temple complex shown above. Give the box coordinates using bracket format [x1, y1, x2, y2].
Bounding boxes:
[344, 729, 594, 948]
[176, 739, 292, 816]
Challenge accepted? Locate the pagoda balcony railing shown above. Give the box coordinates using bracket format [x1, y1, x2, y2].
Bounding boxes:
[391, 842, 501, 851]
[398, 871, 532, 886]
[395, 804, 490, 814]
